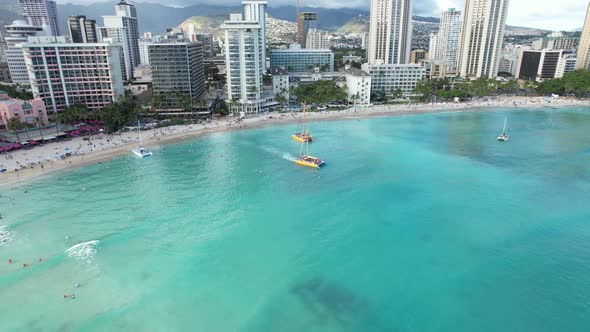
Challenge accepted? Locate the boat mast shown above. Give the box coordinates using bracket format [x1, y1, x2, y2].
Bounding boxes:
[502, 116, 507, 135]
[138, 120, 142, 146]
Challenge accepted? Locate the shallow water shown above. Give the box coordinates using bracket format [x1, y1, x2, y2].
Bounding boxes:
[1, 107, 590, 331]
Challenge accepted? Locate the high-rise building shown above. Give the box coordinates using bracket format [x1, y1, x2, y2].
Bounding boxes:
[0, 63, 11, 83]
[516, 49, 564, 81]
[222, 9, 266, 114]
[306, 29, 329, 49]
[436, 8, 462, 70]
[367, 0, 413, 65]
[562, 54, 577, 74]
[297, 12, 317, 48]
[99, 0, 140, 79]
[19, 0, 60, 36]
[270, 44, 334, 72]
[195, 33, 215, 58]
[0, 32, 7, 63]
[4, 20, 44, 85]
[242, 1, 267, 69]
[577, 2, 590, 70]
[149, 32, 206, 108]
[410, 49, 428, 64]
[458, 0, 510, 78]
[68, 16, 98, 43]
[429, 32, 439, 60]
[138, 38, 151, 65]
[543, 32, 578, 51]
[22, 36, 124, 113]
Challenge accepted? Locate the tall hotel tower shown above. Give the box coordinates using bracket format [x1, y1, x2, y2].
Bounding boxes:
[367, 0, 413, 65]
[576, 2, 590, 70]
[457, 0, 510, 78]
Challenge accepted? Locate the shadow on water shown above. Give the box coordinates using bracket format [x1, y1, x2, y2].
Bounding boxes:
[291, 276, 367, 326]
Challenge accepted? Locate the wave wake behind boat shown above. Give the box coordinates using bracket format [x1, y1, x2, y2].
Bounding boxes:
[261, 145, 296, 162]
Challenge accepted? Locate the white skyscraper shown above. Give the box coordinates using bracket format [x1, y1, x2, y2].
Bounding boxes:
[99, 0, 140, 80]
[222, 1, 267, 114]
[436, 8, 462, 70]
[19, 0, 60, 36]
[306, 29, 329, 49]
[577, 2, 590, 70]
[429, 32, 439, 60]
[242, 0, 267, 69]
[367, 0, 413, 65]
[457, 0, 510, 78]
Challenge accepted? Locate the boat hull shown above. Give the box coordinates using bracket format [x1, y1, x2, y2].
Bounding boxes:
[294, 155, 325, 169]
[292, 133, 313, 143]
[132, 148, 153, 158]
[497, 135, 509, 142]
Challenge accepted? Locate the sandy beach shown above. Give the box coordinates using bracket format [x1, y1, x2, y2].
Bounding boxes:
[1, 96, 588, 185]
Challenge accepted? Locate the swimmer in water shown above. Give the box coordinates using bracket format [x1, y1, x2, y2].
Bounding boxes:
[8, 259, 12, 264]
[71, 294, 75, 299]
[75, 284, 80, 288]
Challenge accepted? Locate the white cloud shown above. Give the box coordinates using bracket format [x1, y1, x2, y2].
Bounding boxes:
[435, 0, 587, 30]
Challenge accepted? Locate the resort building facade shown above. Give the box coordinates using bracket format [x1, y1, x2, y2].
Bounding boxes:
[149, 33, 206, 108]
[362, 63, 426, 98]
[270, 44, 334, 72]
[22, 37, 124, 113]
[0, 91, 48, 129]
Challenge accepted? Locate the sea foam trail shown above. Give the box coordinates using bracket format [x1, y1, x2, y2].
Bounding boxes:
[65, 240, 99, 261]
[261, 146, 297, 162]
[0, 225, 15, 246]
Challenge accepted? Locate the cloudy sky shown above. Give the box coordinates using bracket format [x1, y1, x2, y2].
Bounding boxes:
[60, 0, 587, 31]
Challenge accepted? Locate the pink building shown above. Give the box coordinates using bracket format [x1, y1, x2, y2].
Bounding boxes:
[0, 91, 49, 129]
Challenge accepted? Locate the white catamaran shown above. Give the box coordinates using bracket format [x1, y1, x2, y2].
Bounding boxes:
[497, 115, 509, 142]
[132, 120, 153, 157]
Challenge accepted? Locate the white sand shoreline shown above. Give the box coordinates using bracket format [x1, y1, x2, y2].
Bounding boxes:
[1, 96, 588, 186]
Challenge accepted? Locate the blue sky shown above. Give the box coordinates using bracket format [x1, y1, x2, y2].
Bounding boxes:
[60, 0, 587, 31]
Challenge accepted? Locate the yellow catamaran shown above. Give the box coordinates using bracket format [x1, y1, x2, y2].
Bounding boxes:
[292, 104, 313, 143]
[294, 121, 325, 169]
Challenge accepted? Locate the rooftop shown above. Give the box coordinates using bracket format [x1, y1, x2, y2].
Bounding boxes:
[270, 67, 288, 75]
[342, 67, 370, 77]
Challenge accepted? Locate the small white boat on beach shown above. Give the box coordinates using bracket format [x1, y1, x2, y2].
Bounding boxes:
[132, 120, 153, 158]
[497, 115, 509, 142]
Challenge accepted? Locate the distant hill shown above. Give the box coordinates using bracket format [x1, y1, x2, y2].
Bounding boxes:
[177, 15, 225, 37]
[505, 25, 550, 36]
[337, 15, 368, 34]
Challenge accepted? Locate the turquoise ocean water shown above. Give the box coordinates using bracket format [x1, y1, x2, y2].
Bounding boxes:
[1, 107, 590, 331]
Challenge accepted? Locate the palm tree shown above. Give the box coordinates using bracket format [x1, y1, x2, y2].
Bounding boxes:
[34, 116, 44, 141]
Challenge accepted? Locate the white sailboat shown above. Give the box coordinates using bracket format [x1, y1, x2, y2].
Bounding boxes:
[497, 115, 509, 142]
[132, 120, 153, 157]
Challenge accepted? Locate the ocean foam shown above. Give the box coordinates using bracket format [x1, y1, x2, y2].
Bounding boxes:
[65, 240, 99, 261]
[0, 225, 14, 245]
